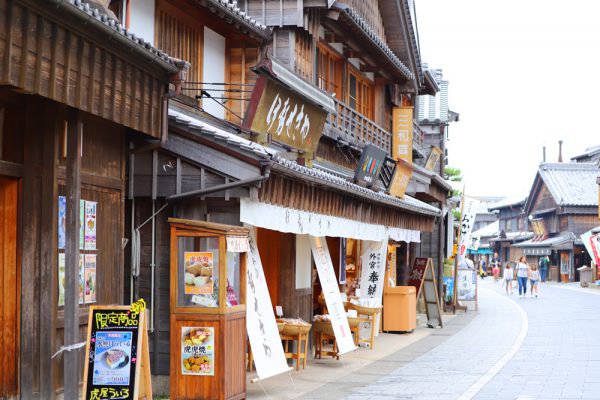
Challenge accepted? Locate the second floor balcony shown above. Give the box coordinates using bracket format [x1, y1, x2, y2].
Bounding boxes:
[324, 98, 426, 159]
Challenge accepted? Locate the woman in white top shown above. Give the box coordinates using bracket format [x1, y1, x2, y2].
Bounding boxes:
[503, 262, 513, 295]
[516, 256, 530, 298]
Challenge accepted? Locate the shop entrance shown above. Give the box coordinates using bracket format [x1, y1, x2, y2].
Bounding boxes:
[0, 177, 19, 398]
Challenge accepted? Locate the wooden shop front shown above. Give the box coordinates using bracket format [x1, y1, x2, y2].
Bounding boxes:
[0, 1, 183, 398]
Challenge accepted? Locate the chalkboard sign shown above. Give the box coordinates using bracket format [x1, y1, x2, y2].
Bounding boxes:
[82, 300, 151, 400]
[409, 258, 442, 328]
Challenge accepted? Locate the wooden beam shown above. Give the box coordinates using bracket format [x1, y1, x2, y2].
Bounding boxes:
[0, 160, 23, 177]
[64, 108, 82, 400]
[360, 64, 380, 73]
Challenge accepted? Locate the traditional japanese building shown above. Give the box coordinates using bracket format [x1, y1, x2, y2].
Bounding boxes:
[513, 162, 598, 282]
[0, 0, 187, 398]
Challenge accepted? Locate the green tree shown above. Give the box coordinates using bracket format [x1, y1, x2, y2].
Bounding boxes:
[445, 166, 463, 219]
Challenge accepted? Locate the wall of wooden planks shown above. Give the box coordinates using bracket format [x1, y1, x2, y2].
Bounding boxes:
[0, 0, 170, 139]
[0, 177, 19, 399]
[0, 93, 127, 399]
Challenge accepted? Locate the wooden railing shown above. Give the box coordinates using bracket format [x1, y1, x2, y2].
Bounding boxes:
[326, 99, 392, 153]
[325, 99, 427, 158]
[413, 121, 426, 157]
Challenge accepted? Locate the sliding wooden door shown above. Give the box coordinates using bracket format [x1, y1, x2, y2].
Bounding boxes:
[0, 178, 19, 399]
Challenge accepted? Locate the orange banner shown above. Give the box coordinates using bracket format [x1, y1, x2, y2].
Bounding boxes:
[425, 146, 443, 171]
[389, 159, 413, 198]
[392, 107, 413, 163]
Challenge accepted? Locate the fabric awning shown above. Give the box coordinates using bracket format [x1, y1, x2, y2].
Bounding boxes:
[240, 198, 421, 242]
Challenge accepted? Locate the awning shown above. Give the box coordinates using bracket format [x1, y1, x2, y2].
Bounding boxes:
[513, 233, 575, 256]
[241, 198, 421, 242]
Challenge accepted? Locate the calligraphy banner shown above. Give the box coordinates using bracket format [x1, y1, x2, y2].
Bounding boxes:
[359, 241, 388, 301]
[389, 159, 413, 199]
[424, 146, 443, 171]
[392, 106, 413, 163]
[310, 236, 356, 355]
[246, 231, 288, 380]
[358, 240, 388, 338]
[456, 196, 480, 268]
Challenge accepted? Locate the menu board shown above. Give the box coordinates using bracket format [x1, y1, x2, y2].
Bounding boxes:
[82, 300, 151, 400]
[408, 257, 429, 296]
[456, 269, 477, 301]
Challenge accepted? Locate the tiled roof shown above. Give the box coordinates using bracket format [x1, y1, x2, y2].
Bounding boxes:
[538, 162, 599, 206]
[471, 221, 499, 238]
[337, 5, 414, 81]
[401, 0, 423, 82]
[513, 233, 575, 248]
[489, 195, 527, 210]
[64, 0, 181, 71]
[274, 155, 440, 217]
[571, 145, 600, 161]
[203, 0, 271, 38]
[168, 108, 270, 158]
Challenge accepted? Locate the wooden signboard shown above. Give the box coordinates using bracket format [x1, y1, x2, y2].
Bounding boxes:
[408, 258, 443, 328]
[82, 300, 152, 400]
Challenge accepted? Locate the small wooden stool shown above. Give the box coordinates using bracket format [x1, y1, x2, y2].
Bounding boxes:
[349, 304, 382, 350]
[280, 332, 309, 370]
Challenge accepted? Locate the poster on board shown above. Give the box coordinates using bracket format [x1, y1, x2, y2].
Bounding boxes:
[58, 196, 66, 249]
[84, 201, 97, 250]
[456, 269, 477, 301]
[184, 252, 214, 295]
[85, 254, 97, 304]
[181, 327, 215, 376]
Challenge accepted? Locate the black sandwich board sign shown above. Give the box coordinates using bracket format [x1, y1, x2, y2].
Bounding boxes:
[82, 299, 152, 400]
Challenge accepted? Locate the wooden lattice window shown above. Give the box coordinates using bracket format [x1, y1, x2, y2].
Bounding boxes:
[316, 43, 342, 99]
[348, 68, 373, 120]
[155, 1, 203, 97]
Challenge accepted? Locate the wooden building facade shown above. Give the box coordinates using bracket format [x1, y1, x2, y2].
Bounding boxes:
[514, 163, 598, 282]
[0, 0, 184, 398]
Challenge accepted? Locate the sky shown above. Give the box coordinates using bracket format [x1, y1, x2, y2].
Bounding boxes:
[415, 0, 600, 199]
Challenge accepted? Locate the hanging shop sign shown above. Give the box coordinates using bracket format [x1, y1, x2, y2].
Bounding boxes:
[392, 106, 413, 163]
[82, 300, 151, 400]
[388, 158, 413, 198]
[456, 196, 480, 269]
[181, 327, 215, 376]
[310, 236, 356, 355]
[242, 76, 327, 155]
[424, 146, 443, 171]
[246, 231, 289, 380]
[531, 218, 549, 240]
[354, 144, 387, 186]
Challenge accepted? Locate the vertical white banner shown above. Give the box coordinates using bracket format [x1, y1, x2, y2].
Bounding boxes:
[310, 236, 356, 355]
[246, 231, 289, 380]
[358, 240, 388, 338]
[457, 196, 480, 268]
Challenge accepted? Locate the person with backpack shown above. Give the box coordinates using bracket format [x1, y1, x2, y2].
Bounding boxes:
[539, 255, 549, 282]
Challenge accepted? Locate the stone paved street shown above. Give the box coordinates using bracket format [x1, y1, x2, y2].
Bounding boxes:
[296, 279, 600, 399]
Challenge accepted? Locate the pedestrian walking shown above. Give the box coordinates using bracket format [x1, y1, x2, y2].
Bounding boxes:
[503, 262, 513, 295]
[479, 257, 487, 279]
[539, 255, 549, 282]
[516, 256, 530, 298]
[530, 263, 540, 297]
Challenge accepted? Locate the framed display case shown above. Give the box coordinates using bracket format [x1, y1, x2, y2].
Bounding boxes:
[169, 218, 249, 400]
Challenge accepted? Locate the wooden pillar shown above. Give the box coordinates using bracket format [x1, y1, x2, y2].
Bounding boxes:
[437, 203, 445, 300]
[20, 97, 40, 400]
[39, 108, 59, 398]
[64, 109, 82, 399]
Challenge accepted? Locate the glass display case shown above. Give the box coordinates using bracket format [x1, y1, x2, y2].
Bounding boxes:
[169, 218, 249, 399]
